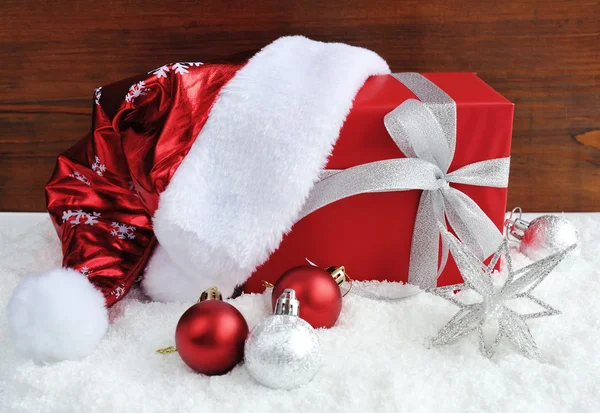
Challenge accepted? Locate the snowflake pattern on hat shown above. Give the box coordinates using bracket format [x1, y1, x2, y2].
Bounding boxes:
[94, 87, 102, 105]
[62, 210, 101, 227]
[111, 222, 136, 240]
[149, 65, 170, 78]
[91, 156, 106, 176]
[110, 282, 127, 299]
[69, 170, 91, 186]
[78, 266, 92, 276]
[125, 81, 149, 103]
[148, 62, 203, 78]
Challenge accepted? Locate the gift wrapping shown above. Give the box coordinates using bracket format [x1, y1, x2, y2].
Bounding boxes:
[244, 73, 514, 292]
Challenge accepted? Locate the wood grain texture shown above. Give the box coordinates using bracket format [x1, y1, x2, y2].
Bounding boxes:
[1, 0, 599, 212]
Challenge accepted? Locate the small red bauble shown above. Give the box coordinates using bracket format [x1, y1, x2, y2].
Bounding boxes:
[271, 265, 342, 329]
[175, 288, 249, 375]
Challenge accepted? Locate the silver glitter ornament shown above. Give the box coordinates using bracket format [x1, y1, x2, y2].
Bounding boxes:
[245, 289, 321, 389]
[430, 226, 578, 360]
[505, 207, 580, 262]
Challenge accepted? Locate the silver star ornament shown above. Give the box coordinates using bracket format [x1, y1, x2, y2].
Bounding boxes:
[429, 227, 578, 360]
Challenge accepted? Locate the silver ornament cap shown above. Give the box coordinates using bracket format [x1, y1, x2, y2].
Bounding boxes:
[274, 288, 300, 316]
[245, 289, 321, 389]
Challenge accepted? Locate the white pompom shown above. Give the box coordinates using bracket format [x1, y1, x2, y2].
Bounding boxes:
[7, 268, 108, 363]
[142, 245, 204, 302]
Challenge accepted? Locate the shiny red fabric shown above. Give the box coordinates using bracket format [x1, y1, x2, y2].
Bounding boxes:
[46, 62, 243, 306]
[245, 73, 514, 293]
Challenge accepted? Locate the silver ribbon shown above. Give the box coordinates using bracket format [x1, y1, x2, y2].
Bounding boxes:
[298, 73, 510, 289]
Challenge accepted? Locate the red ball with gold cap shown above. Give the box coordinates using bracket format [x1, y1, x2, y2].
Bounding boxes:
[174, 287, 249, 375]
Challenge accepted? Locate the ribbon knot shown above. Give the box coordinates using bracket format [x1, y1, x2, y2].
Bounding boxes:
[298, 73, 510, 289]
[434, 170, 450, 191]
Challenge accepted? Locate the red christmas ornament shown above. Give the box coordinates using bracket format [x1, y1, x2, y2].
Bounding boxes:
[270, 265, 344, 329]
[174, 287, 249, 375]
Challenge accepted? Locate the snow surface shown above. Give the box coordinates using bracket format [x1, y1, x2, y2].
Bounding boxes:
[0, 213, 599, 413]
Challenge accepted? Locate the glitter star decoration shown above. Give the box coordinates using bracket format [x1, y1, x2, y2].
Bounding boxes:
[429, 227, 578, 360]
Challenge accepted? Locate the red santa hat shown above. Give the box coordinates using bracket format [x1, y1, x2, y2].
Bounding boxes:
[7, 36, 390, 362]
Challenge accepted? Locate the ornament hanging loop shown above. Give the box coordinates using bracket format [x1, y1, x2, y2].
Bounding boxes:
[504, 206, 529, 241]
[156, 346, 177, 354]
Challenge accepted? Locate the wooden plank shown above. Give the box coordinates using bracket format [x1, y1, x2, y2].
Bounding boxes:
[1, 0, 599, 211]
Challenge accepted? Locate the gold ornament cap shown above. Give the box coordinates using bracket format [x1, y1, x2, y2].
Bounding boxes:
[326, 265, 353, 297]
[199, 286, 223, 302]
[325, 266, 347, 286]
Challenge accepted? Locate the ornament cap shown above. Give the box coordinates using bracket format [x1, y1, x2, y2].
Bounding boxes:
[199, 286, 223, 302]
[274, 289, 300, 316]
[504, 206, 530, 240]
[325, 266, 347, 286]
[325, 265, 353, 297]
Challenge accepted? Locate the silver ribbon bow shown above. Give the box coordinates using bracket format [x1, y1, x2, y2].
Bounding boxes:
[298, 73, 510, 289]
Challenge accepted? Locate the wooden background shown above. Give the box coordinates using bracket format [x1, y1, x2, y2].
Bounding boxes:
[1, 0, 599, 212]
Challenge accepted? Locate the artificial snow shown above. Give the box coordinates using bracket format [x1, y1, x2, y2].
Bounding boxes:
[0, 213, 599, 412]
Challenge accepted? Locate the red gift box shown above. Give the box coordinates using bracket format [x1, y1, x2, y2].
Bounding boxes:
[244, 73, 513, 293]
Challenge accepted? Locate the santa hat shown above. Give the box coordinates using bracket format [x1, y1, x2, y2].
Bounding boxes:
[7, 36, 390, 362]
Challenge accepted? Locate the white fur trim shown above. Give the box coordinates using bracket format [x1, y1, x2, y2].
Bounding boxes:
[7, 268, 108, 363]
[154, 36, 390, 294]
[142, 245, 206, 302]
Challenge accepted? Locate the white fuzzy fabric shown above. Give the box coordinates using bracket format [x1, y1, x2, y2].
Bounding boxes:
[142, 245, 204, 303]
[153, 36, 390, 296]
[1, 212, 599, 413]
[6, 267, 108, 363]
